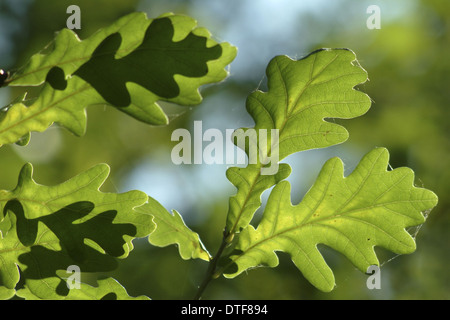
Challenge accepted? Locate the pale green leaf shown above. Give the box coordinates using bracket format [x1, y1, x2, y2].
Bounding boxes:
[226, 49, 371, 234]
[135, 197, 211, 261]
[0, 163, 154, 299]
[222, 148, 438, 292]
[16, 278, 150, 300]
[0, 12, 236, 146]
[0, 286, 15, 300]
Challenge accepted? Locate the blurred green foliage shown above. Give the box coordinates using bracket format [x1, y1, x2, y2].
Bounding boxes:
[0, 0, 448, 299]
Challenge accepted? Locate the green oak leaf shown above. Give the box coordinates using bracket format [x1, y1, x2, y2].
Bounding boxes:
[222, 148, 438, 292]
[0, 12, 236, 146]
[135, 197, 210, 261]
[225, 49, 371, 234]
[225, 163, 292, 235]
[16, 278, 150, 300]
[0, 286, 14, 300]
[0, 163, 154, 299]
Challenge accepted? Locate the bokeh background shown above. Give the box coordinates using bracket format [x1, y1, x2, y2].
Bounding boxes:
[0, 0, 448, 300]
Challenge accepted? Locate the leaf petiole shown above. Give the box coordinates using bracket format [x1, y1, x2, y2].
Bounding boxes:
[193, 229, 230, 300]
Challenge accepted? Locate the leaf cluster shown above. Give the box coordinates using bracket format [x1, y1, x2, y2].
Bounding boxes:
[0, 12, 438, 300]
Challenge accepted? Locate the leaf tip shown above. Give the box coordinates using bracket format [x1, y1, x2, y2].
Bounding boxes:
[18, 162, 35, 184]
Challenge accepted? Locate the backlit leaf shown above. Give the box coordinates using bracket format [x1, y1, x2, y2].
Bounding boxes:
[222, 148, 438, 292]
[16, 278, 150, 300]
[0, 163, 153, 299]
[0, 12, 236, 146]
[136, 197, 210, 261]
[225, 49, 371, 234]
